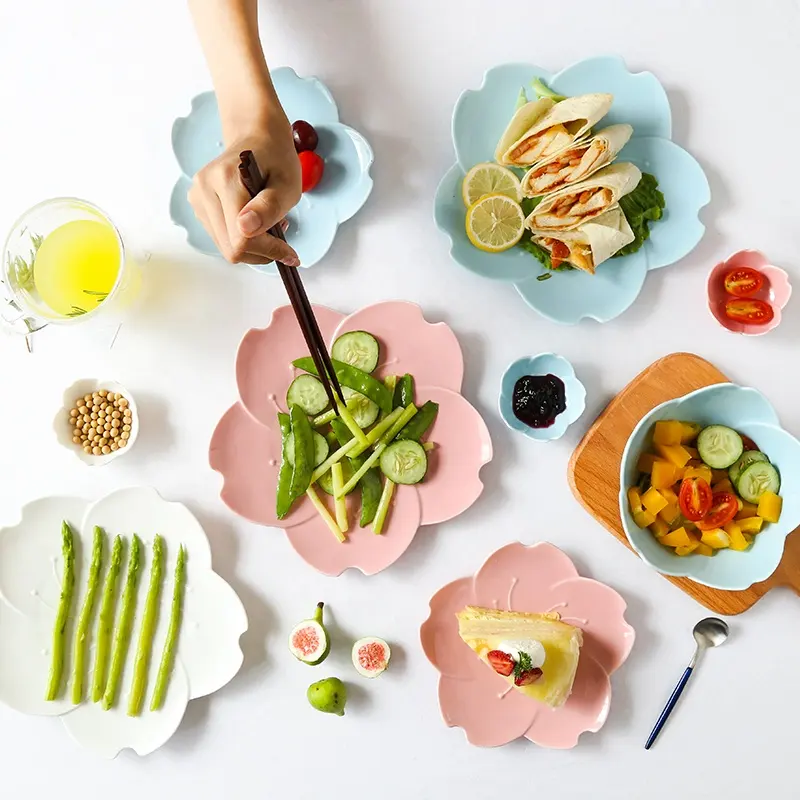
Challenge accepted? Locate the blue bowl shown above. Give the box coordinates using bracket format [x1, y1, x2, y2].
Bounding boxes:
[620, 383, 800, 590]
[170, 68, 374, 273]
[499, 354, 586, 442]
[433, 56, 711, 324]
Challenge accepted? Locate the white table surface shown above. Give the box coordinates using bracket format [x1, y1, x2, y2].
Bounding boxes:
[2, 1, 800, 797]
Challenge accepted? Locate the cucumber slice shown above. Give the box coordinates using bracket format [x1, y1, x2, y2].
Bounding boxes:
[696, 425, 744, 469]
[736, 461, 780, 504]
[343, 388, 379, 429]
[318, 460, 355, 495]
[729, 451, 769, 487]
[287, 431, 329, 468]
[286, 375, 329, 416]
[379, 440, 428, 485]
[331, 331, 380, 373]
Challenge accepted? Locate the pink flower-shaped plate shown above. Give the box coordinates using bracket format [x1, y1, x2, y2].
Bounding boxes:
[209, 301, 493, 576]
[420, 542, 635, 748]
[707, 250, 792, 336]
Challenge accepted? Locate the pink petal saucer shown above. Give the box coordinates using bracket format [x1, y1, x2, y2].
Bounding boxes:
[707, 250, 792, 336]
[209, 301, 493, 576]
[420, 542, 635, 748]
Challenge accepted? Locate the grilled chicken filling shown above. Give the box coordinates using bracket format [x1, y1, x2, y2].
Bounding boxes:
[526, 139, 608, 195]
[508, 119, 587, 165]
[531, 187, 613, 230]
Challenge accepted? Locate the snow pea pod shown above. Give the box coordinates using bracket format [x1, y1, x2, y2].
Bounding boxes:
[330, 418, 381, 526]
[396, 401, 439, 442]
[393, 374, 415, 410]
[293, 357, 393, 414]
[276, 412, 294, 519]
[289, 405, 315, 499]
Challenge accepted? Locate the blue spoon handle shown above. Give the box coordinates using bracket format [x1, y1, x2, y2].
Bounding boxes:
[645, 666, 694, 749]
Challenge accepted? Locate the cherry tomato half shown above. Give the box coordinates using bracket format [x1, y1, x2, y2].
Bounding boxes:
[723, 267, 764, 297]
[740, 434, 759, 452]
[551, 241, 570, 270]
[679, 477, 713, 522]
[696, 491, 739, 531]
[724, 298, 774, 325]
[298, 150, 325, 193]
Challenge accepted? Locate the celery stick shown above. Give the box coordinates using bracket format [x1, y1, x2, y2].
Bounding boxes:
[313, 398, 358, 428]
[310, 439, 359, 484]
[337, 444, 386, 498]
[378, 404, 418, 447]
[373, 479, 396, 535]
[331, 463, 349, 533]
[306, 486, 346, 543]
[337, 399, 369, 447]
[349, 408, 404, 458]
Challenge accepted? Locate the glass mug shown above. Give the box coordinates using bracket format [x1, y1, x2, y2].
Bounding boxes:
[1, 198, 140, 335]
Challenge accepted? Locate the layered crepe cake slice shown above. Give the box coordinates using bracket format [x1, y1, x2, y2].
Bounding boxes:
[456, 606, 583, 708]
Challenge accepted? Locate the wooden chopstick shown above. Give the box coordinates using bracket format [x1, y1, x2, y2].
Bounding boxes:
[237, 151, 345, 408]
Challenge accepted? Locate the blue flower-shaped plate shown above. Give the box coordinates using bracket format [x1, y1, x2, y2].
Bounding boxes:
[434, 56, 711, 324]
[620, 383, 800, 590]
[171, 67, 374, 274]
[499, 353, 586, 442]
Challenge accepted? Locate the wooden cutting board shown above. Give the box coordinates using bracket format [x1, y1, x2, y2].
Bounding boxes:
[568, 352, 800, 615]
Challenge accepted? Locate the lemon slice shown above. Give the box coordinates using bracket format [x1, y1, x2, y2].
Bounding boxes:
[465, 193, 526, 253]
[462, 163, 521, 207]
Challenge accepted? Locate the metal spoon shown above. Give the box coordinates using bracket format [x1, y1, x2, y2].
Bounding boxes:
[645, 617, 729, 749]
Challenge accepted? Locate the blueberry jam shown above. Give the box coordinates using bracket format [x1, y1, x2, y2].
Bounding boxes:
[512, 374, 566, 429]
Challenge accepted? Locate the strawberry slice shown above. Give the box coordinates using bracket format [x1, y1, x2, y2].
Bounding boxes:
[486, 650, 514, 677]
[514, 667, 543, 687]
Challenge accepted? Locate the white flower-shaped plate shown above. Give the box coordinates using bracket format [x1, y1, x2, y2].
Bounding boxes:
[0, 487, 248, 758]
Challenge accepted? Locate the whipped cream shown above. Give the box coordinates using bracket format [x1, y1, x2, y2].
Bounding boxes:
[497, 639, 546, 669]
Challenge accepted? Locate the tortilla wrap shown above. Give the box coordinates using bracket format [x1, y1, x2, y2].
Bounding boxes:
[497, 93, 613, 167]
[521, 123, 633, 198]
[531, 208, 635, 274]
[494, 98, 555, 164]
[526, 162, 642, 232]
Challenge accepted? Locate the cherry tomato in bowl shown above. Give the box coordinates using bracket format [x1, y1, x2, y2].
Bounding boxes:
[696, 491, 739, 531]
[724, 267, 764, 297]
[299, 151, 325, 193]
[724, 298, 774, 325]
[678, 477, 713, 522]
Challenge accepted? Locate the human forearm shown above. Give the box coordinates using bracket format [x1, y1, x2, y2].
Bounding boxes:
[188, 0, 281, 141]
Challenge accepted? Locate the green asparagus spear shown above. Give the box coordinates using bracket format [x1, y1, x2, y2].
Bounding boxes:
[45, 521, 76, 701]
[91, 535, 124, 702]
[70, 527, 104, 705]
[150, 545, 186, 712]
[102, 534, 142, 710]
[127, 535, 165, 716]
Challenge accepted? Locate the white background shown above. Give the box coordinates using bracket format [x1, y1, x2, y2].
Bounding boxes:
[2, 1, 799, 798]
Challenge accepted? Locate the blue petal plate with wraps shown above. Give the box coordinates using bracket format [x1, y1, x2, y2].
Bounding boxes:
[433, 56, 711, 324]
[170, 67, 374, 274]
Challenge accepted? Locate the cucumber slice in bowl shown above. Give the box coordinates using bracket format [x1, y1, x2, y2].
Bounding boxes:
[287, 374, 330, 416]
[332, 331, 380, 373]
[343, 388, 379, 429]
[287, 431, 329, 468]
[729, 451, 769, 488]
[737, 461, 780, 504]
[379, 440, 427, 485]
[697, 425, 744, 469]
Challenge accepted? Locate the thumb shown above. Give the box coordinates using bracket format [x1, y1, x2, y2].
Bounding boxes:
[238, 188, 284, 238]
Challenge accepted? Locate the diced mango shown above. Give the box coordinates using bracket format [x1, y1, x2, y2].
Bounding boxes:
[655, 443, 692, 468]
[724, 522, 749, 552]
[660, 486, 678, 505]
[743, 533, 754, 546]
[680, 422, 702, 444]
[694, 542, 715, 557]
[660, 527, 692, 548]
[658, 503, 681, 526]
[649, 518, 670, 538]
[701, 528, 731, 549]
[683, 465, 713, 485]
[642, 487, 668, 515]
[654, 420, 684, 446]
[758, 492, 782, 524]
[675, 541, 700, 556]
[627, 487, 643, 514]
[637, 453, 658, 474]
[633, 510, 656, 529]
[711, 469, 729, 484]
[651, 459, 680, 489]
[738, 516, 764, 534]
[736, 502, 759, 520]
[711, 478, 734, 495]
[684, 446, 699, 460]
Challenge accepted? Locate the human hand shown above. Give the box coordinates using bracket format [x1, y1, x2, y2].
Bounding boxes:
[188, 112, 302, 266]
